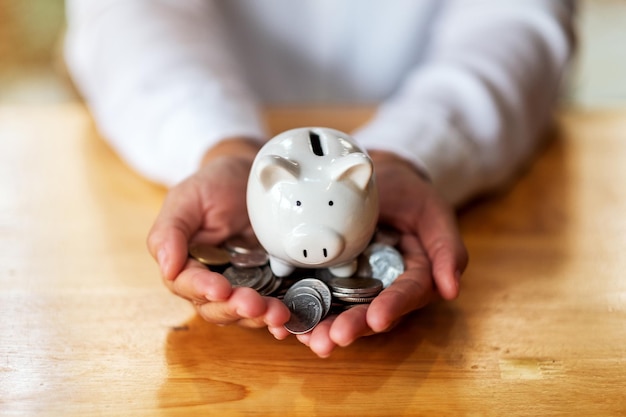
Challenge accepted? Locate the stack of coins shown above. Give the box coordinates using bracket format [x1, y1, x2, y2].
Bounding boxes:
[223, 234, 269, 268]
[188, 242, 231, 272]
[223, 265, 283, 296]
[187, 228, 406, 334]
[326, 276, 383, 304]
[282, 278, 332, 334]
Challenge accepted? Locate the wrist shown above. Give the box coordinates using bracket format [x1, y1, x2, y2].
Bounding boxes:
[368, 149, 431, 183]
[201, 136, 263, 167]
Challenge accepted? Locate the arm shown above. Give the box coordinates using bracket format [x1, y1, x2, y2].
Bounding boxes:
[354, 0, 576, 205]
[66, 1, 290, 331]
[300, 0, 575, 357]
[64, 0, 266, 186]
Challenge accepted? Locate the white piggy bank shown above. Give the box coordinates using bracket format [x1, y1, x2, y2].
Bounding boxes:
[247, 127, 379, 278]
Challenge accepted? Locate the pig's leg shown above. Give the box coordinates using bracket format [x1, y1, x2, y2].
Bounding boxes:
[329, 259, 357, 278]
[269, 256, 296, 277]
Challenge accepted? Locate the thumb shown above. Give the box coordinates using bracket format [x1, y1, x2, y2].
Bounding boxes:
[147, 185, 204, 280]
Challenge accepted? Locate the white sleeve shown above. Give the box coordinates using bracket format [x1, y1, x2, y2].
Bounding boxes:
[353, 0, 576, 206]
[64, 0, 266, 186]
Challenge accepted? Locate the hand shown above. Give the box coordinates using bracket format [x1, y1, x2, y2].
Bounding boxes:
[146, 138, 291, 329]
[294, 150, 468, 357]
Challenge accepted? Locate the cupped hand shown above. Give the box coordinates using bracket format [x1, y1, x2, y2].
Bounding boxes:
[147, 139, 467, 356]
[146, 138, 291, 329]
[295, 150, 468, 357]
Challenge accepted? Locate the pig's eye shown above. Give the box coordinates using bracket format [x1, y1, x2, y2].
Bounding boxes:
[296, 200, 302, 206]
[328, 201, 334, 206]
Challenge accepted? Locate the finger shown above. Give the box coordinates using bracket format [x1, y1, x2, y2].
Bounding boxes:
[366, 248, 434, 332]
[147, 187, 204, 281]
[195, 287, 269, 325]
[260, 296, 291, 328]
[215, 315, 268, 329]
[296, 332, 311, 347]
[294, 315, 338, 347]
[234, 306, 288, 330]
[329, 304, 372, 347]
[164, 259, 233, 303]
[306, 315, 339, 358]
[416, 198, 468, 300]
[268, 325, 291, 340]
[265, 296, 294, 338]
[196, 295, 289, 329]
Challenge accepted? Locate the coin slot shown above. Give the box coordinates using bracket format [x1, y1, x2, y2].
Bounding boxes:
[323, 248, 327, 258]
[309, 131, 325, 156]
[303, 249, 308, 258]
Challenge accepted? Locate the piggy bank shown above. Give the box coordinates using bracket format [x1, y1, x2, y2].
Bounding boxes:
[247, 127, 379, 278]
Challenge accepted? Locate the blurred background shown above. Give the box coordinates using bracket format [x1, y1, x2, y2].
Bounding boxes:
[1, 0, 625, 107]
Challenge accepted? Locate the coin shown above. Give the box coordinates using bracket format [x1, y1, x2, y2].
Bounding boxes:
[289, 278, 332, 318]
[259, 273, 283, 296]
[229, 250, 269, 268]
[224, 234, 264, 255]
[283, 290, 323, 334]
[328, 276, 383, 296]
[334, 295, 377, 304]
[189, 242, 231, 266]
[283, 285, 321, 303]
[250, 265, 275, 292]
[190, 238, 404, 333]
[223, 266, 265, 288]
[362, 243, 405, 288]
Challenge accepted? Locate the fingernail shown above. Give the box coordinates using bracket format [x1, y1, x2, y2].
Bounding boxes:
[268, 327, 281, 340]
[454, 270, 462, 289]
[157, 248, 169, 275]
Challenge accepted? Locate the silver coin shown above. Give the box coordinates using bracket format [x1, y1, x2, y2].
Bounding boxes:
[259, 273, 283, 296]
[333, 293, 378, 304]
[362, 243, 404, 288]
[289, 278, 332, 318]
[332, 290, 380, 301]
[332, 289, 381, 298]
[339, 303, 361, 310]
[284, 285, 321, 303]
[224, 234, 264, 255]
[334, 295, 377, 304]
[283, 286, 321, 310]
[249, 265, 276, 292]
[223, 266, 264, 288]
[229, 250, 269, 268]
[253, 266, 277, 293]
[283, 291, 323, 334]
[328, 276, 383, 296]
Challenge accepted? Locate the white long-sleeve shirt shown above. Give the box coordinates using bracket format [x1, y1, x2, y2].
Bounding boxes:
[64, 0, 575, 205]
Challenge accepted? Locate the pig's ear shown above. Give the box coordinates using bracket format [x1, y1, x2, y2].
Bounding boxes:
[256, 155, 299, 191]
[330, 153, 373, 192]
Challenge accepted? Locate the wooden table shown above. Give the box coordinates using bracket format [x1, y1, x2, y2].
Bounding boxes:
[1, 104, 625, 416]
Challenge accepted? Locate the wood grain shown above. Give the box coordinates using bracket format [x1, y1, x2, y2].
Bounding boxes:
[1, 104, 625, 416]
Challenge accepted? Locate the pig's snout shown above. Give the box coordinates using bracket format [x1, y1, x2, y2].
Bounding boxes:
[285, 225, 344, 265]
